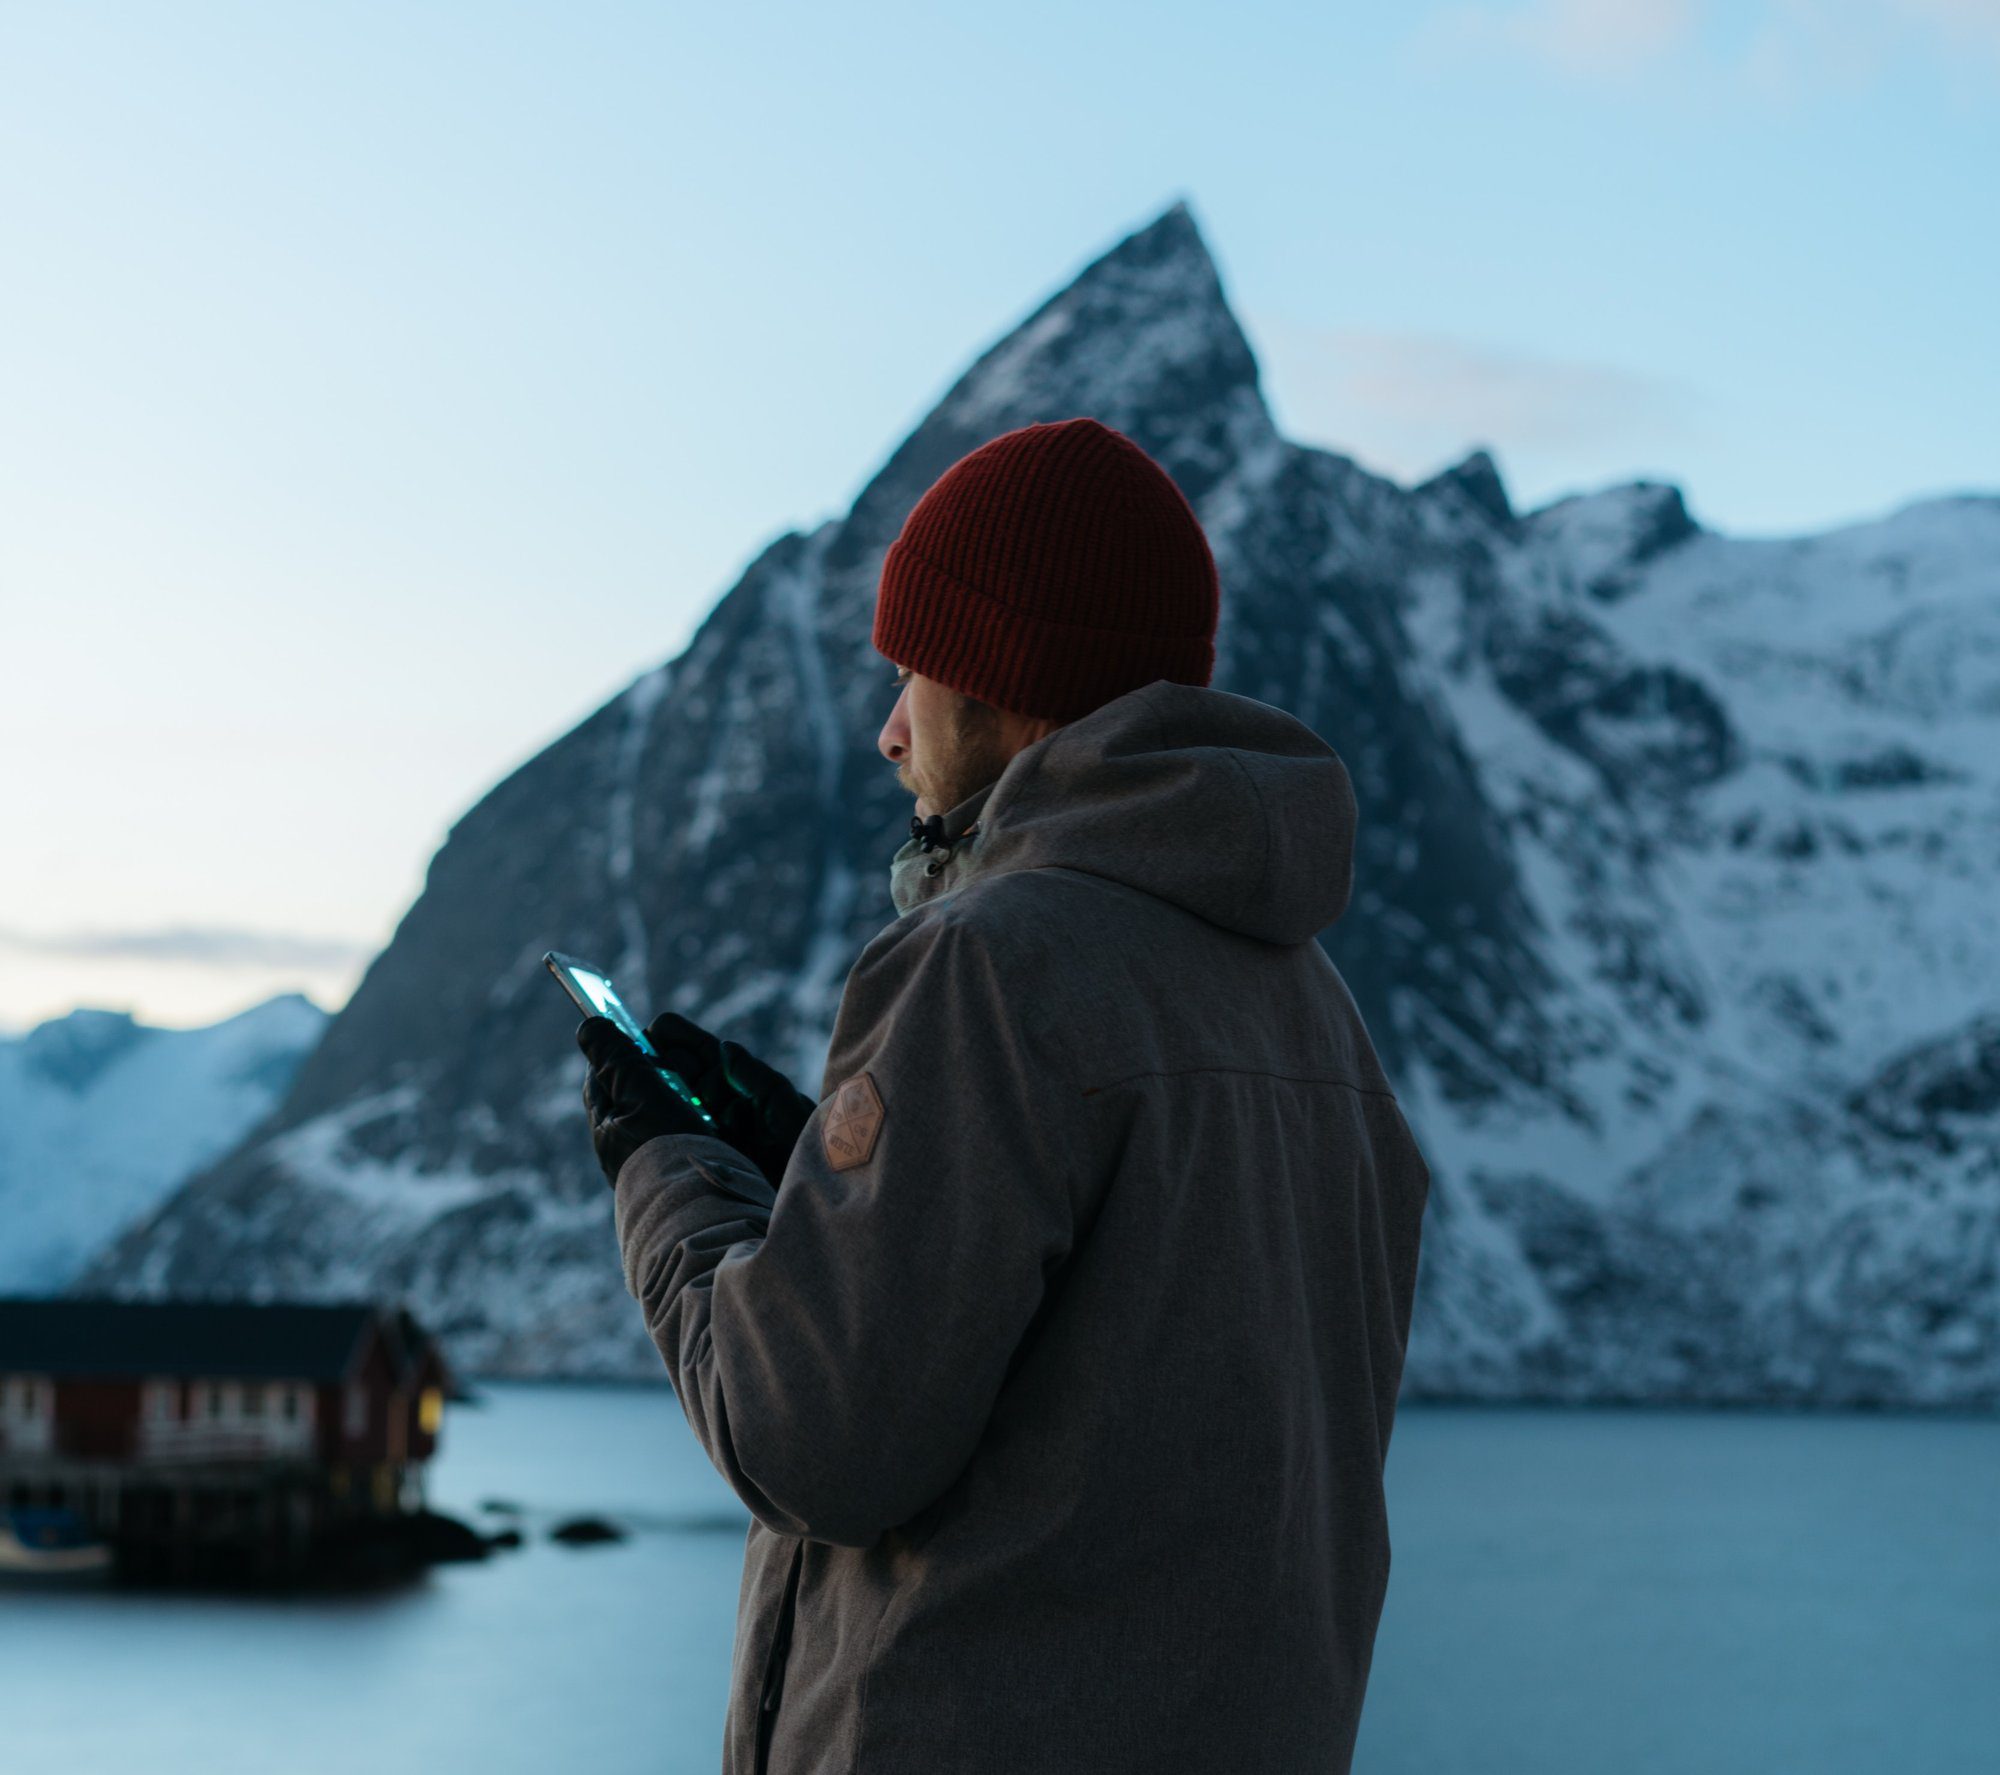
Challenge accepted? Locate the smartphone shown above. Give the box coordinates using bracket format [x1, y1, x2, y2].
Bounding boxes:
[544, 949, 718, 1131]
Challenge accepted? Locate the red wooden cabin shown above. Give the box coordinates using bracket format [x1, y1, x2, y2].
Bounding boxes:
[0, 1297, 456, 1578]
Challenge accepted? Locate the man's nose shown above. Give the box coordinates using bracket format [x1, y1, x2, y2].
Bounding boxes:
[878, 690, 911, 763]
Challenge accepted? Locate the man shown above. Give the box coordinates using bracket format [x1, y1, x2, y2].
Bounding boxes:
[578, 416, 1431, 1775]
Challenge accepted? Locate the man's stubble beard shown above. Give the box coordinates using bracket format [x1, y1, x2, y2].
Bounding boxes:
[902, 695, 1010, 819]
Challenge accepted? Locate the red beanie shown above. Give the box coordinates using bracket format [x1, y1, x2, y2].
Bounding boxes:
[873, 417, 1220, 723]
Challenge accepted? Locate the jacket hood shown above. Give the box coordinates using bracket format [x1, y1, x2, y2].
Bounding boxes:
[899, 679, 1357, 946]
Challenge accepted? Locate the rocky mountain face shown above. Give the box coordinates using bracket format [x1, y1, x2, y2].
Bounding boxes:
[2, 994, 325, 1292]
[84, 201, 1999, 1405]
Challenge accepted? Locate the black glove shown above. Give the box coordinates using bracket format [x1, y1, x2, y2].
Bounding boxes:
[644, 1011, 818, 1191]
[576, 1015, 715, 1187]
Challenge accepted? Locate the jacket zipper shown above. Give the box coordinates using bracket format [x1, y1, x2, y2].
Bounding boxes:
[752, 1539, 805, 1775]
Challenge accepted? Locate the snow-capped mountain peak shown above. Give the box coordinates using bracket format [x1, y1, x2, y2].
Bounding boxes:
[1, 993, 327, 1293]
[86, 203, 1999, 1406]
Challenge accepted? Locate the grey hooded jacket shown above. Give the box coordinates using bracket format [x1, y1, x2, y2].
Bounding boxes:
[613, 678, 1431, 1774]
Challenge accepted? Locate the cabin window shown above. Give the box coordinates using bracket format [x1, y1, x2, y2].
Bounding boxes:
[143, 1380, 178, 1421]
[5, 1377, 45, 1417]
[279, 1385, 300, 1422]
[418, 1386, 444, 1436]
[205, 1383, 225, 1419]
[345, 1384, 368, 1438]
[242, 1384, 264, 1419]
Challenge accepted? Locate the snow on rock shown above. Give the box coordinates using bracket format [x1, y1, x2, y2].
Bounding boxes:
[88, 203, 2000, 1405]
[0, 994, 326, 1292]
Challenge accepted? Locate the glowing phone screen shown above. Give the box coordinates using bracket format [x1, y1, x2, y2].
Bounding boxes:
[543, 950, 715, 1128]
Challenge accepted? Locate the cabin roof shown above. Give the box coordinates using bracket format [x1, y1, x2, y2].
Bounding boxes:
[0, 1298, 436, 1383]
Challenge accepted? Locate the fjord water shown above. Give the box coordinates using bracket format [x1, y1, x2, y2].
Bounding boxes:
[4, 1384, 1993, 1772]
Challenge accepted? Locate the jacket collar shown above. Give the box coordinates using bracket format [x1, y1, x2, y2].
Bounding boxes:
[889, 778, 997, 918]
[887, 681, 1355, 945]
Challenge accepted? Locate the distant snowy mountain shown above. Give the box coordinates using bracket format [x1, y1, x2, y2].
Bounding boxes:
[85, 201, 2000, 1406]
[0, 995, 326, 1292]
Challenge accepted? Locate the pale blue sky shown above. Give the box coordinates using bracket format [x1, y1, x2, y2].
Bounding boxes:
[3, 0, 1995, 1028]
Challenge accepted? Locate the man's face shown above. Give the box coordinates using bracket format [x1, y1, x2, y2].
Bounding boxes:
[875, 662, 1014, 820]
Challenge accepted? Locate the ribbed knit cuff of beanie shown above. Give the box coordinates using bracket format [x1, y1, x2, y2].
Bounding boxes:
[872, 417, 1220, 723]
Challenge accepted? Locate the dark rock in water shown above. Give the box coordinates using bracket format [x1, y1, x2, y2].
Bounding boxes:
[403, 1507, 491, 1565]
[484, 1527, 525, 1551]
[478, 1497, 523, 1515]
[549, 1514, 626, 1547]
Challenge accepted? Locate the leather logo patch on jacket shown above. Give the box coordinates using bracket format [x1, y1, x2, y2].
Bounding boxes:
[821, 1071, 885, 1172]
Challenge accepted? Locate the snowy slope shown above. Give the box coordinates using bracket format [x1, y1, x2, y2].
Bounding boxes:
[0, 994, 327, 1292]
[86, 202, 2000, 1404]
[1388, 467, 2000, 1404]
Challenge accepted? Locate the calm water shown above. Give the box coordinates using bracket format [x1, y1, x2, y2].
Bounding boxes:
[3, 1384, 1994, 1773]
